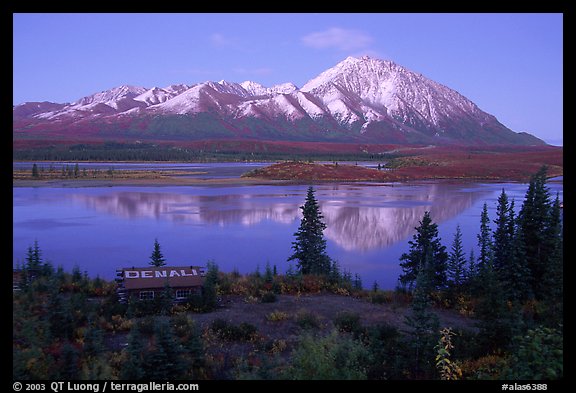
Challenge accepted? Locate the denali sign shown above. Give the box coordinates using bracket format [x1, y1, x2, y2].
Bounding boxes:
[125, 268, 205, 279]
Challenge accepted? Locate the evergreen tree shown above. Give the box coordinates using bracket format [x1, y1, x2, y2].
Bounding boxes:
[47, 288, 75, 340]
[492, 189, 514, 272]
[25, 240, 42, 271]
[58, 340, 80, 379]
[398, 211, 448, 291]
[121, 324, 146, 380]
[83, 321, 104, 358]
[176, 316, 206, 379]
[154, 282, 174, 315]
[447, 224, 467, 293]
[467, 249, 477, 282]
[145, 318, 185, 380]
[492, 190, 531, 302]
[81, 356, 113, 380]
[540, 194, 563, 325]
[264, 261, 274, 284]
[32, 163, 39, 178]
[200, 261, 219, 311]
[149, 238, 166, 267]
[517, 166, 552, 300]
[404, 256, 440, 377]
[475, 258, 513, 352]
[505, 223, 531, 302]
[353, 273, 363, 291]
[288, 187, 332, 275]
[477, 203, 493, 271]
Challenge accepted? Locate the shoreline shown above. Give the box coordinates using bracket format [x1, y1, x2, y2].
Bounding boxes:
[12, 176, 290, 188]
[12, 173, 563, 188]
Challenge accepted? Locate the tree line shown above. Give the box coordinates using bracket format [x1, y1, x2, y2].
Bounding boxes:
[14, 141, 396, 163]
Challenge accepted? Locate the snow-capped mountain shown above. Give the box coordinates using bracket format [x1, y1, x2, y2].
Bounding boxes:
[13, 56, 544, 146]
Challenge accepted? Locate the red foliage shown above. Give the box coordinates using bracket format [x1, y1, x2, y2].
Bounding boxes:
[246, 146, 563, 182]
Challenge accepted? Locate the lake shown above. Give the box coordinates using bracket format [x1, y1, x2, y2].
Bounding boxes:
[12, 163, 563, 289]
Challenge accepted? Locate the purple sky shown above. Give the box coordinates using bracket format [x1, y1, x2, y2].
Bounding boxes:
[13, 13, 563, 145]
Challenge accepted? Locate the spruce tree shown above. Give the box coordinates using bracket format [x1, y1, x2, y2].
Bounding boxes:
[32, 163, 39, 178]
[517, 166, 552, 300]
[288, 187, 332, 275]
[404, 254, 440, 377]
[474, 258, 511, 352]
[399, 211, 448, 291]
[201, 261, 219, 311]
[492, 190, 531, 302]
[447, 224, 467, 293]
[541, 194, 563, 325]
[59, 340, 80, 380]
[477, 203, 493, 271]
[506, 223, 531, 302]
[25, 240, 42, 272]
[145, 318, 185, 380]
[178, 317, 206, 379]
[492, 189, 514, 272]
[83, 320, 104, 358]
[121, 324, 146, 380]
[149, 238, 166, 267]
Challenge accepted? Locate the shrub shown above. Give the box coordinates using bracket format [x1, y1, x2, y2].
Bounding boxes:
[505, 326, 563, 380]
[110, 314, 133, 332]
[364, 323, 406, 380]
[260, 291, 277, 303]
[460, 354, 509, 380]
[333, 311, 362, 334]
[283, 330, 371, 380]
[369, 291, 392, 304]
[138, 315, 158, 336]
[266, 310, 289, 322]
[171, 313, 196, 338]
[258, 338, 288, 355]
[301, 275, 324, 293]
[295, 310, 321, 330]
[210, 319, 258, 341]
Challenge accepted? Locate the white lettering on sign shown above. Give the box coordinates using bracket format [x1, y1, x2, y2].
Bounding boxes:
[124, 269, 202, 279]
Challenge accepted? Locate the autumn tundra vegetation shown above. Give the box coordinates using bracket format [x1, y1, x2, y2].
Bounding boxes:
[13, 167, 562, 380]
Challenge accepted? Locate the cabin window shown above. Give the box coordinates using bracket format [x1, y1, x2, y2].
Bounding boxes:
[175, 289, 192, 300]
[139, 291, 155, 300]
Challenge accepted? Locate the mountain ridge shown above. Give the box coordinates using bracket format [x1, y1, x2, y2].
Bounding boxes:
[13, 56, 545, 146]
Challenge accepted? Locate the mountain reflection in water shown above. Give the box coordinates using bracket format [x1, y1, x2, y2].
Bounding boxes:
[69, 183, 490, 252]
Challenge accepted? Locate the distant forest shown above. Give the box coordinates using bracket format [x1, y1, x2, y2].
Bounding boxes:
[13, 141, 394, 162]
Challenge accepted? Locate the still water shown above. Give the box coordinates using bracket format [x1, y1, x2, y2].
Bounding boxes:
[12, 166, 563, 289]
